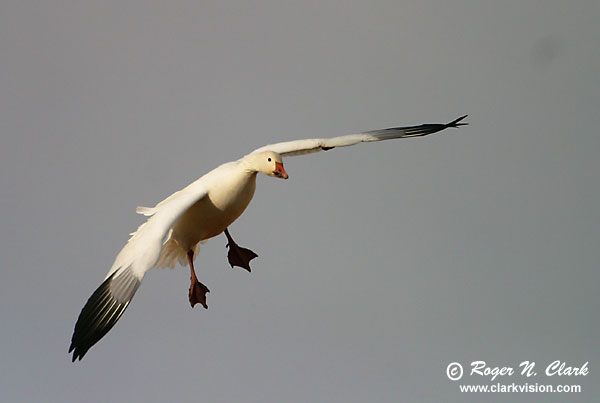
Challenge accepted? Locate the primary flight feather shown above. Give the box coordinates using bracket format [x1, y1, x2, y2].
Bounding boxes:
[69, 115, 468, 361]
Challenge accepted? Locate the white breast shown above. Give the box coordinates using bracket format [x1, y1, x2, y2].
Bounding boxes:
[170, 165, 258, 251]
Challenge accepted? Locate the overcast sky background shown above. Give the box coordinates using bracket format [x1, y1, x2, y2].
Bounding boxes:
[1, 1, 599, 402]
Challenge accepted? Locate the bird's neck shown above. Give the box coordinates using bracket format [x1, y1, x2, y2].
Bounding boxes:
[239, 155, 262, 176]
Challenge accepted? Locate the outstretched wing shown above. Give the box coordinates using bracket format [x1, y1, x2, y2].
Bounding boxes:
[69, 180, 208, 361]
[249, 115, 468, 157]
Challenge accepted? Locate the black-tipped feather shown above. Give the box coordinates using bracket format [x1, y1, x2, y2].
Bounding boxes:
[69, 268, 140, 361]
[368, 114, 468, 140]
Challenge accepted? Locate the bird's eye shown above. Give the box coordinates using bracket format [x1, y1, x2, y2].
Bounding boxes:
[268, 157, 272, 162]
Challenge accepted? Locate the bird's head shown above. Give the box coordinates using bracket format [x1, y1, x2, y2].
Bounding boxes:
[250, 151, 288, 179]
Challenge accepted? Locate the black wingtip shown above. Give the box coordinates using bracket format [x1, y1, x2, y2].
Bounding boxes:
[69, 270, 140, 362]
[446, 114, 469, 128]
[69, 274, 118, 362]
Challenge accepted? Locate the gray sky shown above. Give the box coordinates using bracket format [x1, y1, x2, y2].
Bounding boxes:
[1, 1, 598, 402]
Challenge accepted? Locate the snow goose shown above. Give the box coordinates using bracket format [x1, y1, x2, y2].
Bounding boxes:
[69, 115, 468, 361]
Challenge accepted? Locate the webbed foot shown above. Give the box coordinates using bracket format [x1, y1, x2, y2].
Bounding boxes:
[224, 228, 258, 272]
[189, 279, 210, 309]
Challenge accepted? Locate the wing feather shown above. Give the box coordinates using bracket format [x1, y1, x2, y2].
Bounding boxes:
[249, 115, 467, 157]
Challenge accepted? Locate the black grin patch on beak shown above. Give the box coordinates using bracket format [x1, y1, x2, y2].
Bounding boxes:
[273, 171, 284, 178]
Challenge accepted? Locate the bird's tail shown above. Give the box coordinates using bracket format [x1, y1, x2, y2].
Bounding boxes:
[155, 236, 203, 269]
[69, 267, 141, 361]
[155, 238, 187, 269]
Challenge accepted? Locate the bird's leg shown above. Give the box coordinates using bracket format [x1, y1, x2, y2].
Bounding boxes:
[224, 228, 258, 272]
[187, 250, 209, 309]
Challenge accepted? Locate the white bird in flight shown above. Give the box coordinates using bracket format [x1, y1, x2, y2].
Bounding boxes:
[69, 115, 468, 361]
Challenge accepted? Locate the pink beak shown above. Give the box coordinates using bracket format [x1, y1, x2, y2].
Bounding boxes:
[274, 161, 289, 179]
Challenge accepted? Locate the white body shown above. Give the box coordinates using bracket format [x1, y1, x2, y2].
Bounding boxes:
[156, 161, 258, 269]
[108, 155, 271, 279]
